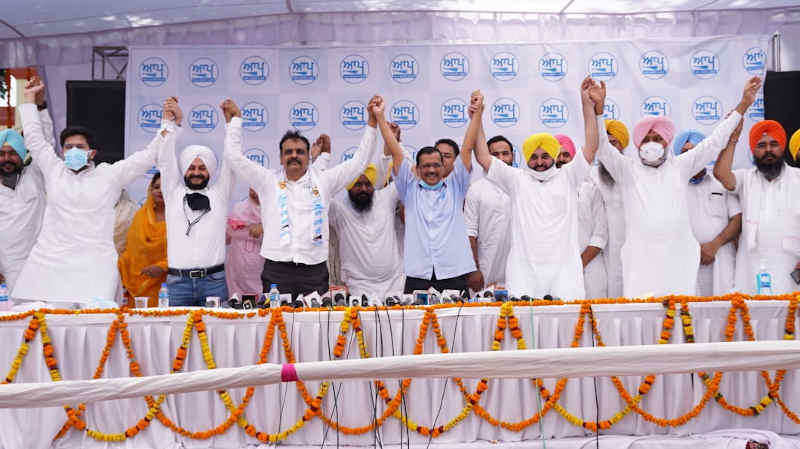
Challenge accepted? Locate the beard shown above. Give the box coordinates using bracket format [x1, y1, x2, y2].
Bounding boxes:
[598, 163, 615, 186]
[184, 174, 209, 190]
[0, 160, 21, 176]
[348, 190, 374, 212]
[755, 156, 784, 181]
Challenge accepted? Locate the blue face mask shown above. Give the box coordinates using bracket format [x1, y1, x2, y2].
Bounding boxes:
[419, 179, 444, 190]
[64, 148, 89, 171]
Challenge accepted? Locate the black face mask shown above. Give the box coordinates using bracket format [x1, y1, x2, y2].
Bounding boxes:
[185, 192, 211, 211]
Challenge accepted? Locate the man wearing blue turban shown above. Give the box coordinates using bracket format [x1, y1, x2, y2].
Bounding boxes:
[676, 129, 742, 296]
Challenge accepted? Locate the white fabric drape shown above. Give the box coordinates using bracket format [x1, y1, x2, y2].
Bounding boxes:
[0, 301, 799, 449]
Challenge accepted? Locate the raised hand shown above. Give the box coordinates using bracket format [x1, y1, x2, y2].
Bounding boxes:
[468, 89, 484, 118]
[220, 99, 241, 124]
[741, 76, 762, 109]
[164, 96, 183, 126]
[316, 134, 331, 154]
[388, 121, 401, 142]
[23, 77, 45, 104]
[371, 95, 386, 122]
[587, 79, 606, 115]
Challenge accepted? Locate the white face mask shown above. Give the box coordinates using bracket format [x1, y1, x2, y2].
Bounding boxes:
[639, 141, 666, 167]
[525, 161, 559, 182]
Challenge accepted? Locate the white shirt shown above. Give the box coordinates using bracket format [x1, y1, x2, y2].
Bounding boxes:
[577, 179, 608, 299]
[592, 165, 626, 298]
[597, 111, 742, 298]
[732, 165, 800, 294]
[487, 154, 589, 299]
[687, 174, 741, 296]
[224, 120, 377, 265]
[158, 121, 233, 270]
[0, 109, 52, 291]
[329, 187, 404, 298]
[463, 177, 511, 287]
[13, 104, 163, 303]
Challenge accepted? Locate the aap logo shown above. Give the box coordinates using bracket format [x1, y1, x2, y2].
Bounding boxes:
[491, 52, 518, 81]
[639, 50, 668, 80]
[539, 98, 569, 129]
[189, 104, 218, 133]
[139, 57, 168, 87]
[693, 96, 722, 125]
[602, 98, 619, 121]
[289, 101, 318, 131]
[340, 101, 367, 131]
[539, 52, 567, 81]
[640, 96, 671, 117]
[244, 148, 269, 168]
[440, 98, 468, 128]
[440, 52, 469, 81]
[390, 100, 420, 130]
[747, 94, 765, 121]
[241, 102, 268, 132]
[189, 57, 219, 88]
[590, 52, 618, 81]
[340, 54, 369, 84]
[691, 50, 720, 79]
[743, 47, 767, 75]
[390, 54, 419, 84]
[290, 56, 318, 85]
[491, 98, 519, 128]
[341, 146, 358, 163]
[137, 104, 162, 133]
[240, 56, 269, 85]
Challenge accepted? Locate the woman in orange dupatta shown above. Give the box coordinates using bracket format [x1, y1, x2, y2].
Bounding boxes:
[119, 173, 167, 306]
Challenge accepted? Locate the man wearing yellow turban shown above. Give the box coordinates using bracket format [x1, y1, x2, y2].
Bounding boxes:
[715, 118, 800, 295]
[329, 164, 404, 300]
[594, 76, 760, 298]
[467, 79, 600, 299]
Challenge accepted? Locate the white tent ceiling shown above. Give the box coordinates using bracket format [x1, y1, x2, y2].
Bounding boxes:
[2, 0, 799, 40]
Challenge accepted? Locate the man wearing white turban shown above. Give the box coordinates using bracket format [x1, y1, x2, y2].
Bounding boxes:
[158, 97, 233, 306]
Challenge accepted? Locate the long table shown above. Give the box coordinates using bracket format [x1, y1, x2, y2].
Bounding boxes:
[1, 299, 799, 449]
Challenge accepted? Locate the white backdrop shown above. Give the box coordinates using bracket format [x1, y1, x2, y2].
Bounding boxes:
[124, 34, 770, 205]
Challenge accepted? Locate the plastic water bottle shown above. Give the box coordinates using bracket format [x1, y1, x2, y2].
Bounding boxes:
[269, 284, 280, 309]
[158, 283, 170, 308]
[0, 283, 10, 311]
[756, 260, 773, 295]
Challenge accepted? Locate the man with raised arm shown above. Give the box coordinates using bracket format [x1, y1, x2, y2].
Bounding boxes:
[13, 79, 171, 306]
[468, 79, 599, 299]
[223, 97, 378, 299]
[594, 76, 760, 298]
[714, 118, 800, 295]
[379, 97, 475, 294]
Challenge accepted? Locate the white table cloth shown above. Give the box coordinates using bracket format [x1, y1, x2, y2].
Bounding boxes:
[0, 301, 799, 449]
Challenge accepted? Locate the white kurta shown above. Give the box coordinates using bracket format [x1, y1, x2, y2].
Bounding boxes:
[487, 155, 589, 299]
[329, 187, 404, 299]
[732, 166, 800, 295]
[687, 174, 741, 296]
[463, 177, 512, 287]
[577, 180, 609, 299]
[0, 109, 53, 292]
[597, 111, 742, 298]
[592, 166, 626, 298]
[13, 104, 164, 304]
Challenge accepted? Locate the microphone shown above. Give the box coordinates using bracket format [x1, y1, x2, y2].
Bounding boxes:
[334, 293, 346, 306]
[361, 294, 369, 307]
[520, 295, 531, 301]
[228, 293, 242, 309]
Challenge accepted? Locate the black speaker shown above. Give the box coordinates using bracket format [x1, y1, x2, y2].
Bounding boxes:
[764, 70, 800, 166]
[65, 80, 125, 165]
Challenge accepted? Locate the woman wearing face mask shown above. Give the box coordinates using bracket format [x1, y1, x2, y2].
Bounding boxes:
[591, 76, 761, 298]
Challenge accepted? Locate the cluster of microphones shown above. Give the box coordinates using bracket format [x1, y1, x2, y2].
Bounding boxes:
[226, 287, 559, 310]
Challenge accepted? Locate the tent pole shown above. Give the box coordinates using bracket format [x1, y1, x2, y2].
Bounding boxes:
[772, 31, 781, 72]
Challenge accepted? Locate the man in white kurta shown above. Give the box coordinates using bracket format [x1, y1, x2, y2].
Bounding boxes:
[329, 165, 404, 299]
[676, 131, 742, 296]
[595, 77, 759, 298]
[0, 105, 53, 292]
[577, 180, 609, 299]
[714, 119, 800, 295]
[469, 83, 598, 299]
[13, 80, 167, 305]
[463, 135, 513, 290]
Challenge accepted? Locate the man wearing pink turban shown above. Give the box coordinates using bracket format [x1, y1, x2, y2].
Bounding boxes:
[590, 77, 760, 298]
[554, 134, 576, 168]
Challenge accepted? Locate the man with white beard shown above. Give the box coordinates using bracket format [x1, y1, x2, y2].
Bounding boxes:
[592, 76, 760, 298]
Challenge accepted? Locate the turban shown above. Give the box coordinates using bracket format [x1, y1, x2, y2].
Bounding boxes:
[749, 120, 787, 154]
[604, 119, 629, 150]
[672, 130, 706, 156]
[522, 133, 560, 162]
[790, 129, 800, 160]
[633, 116, 676, 149]
[554, 134, 576, 157]
[0, 129, 26, 160]
[179, 145, 217, 177]
[347, 164, 377, 190]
